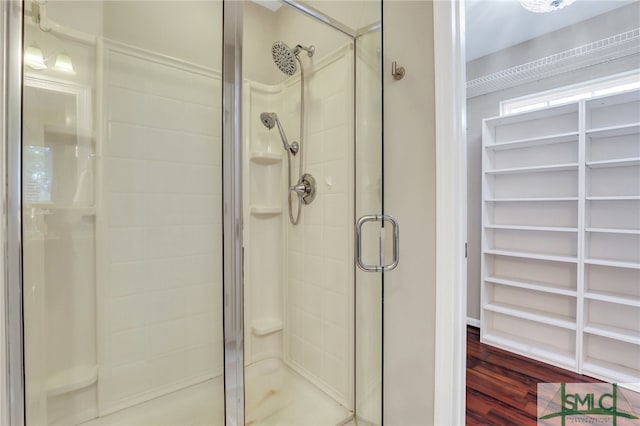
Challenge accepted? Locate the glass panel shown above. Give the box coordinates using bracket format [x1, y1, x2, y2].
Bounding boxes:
[355, 22, 383, 426]
[22, 2, 224, 425]
[242, 1, 382, 424]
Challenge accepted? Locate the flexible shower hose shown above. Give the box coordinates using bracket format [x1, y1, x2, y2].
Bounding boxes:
[287, 57, 306, 225]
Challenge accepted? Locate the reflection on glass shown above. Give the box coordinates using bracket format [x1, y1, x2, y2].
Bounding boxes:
[22, 1, 224, 425]
[24, 146, 53, 203]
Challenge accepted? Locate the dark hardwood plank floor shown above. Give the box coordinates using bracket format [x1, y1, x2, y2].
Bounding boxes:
[466, 326, 602, 426]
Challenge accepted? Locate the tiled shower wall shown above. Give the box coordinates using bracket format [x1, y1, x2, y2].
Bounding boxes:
[284, 46, 354, 406]
[100, 45, 222, 414]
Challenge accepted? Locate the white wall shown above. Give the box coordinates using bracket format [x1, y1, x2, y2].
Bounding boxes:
[466, 2, 640, 321]
[306, 0, 380, 32]
[243, 2, 279, 84]
[44, 1, 104, 38]
[102, 1, 221, 70]
[383, 1, 436, 424]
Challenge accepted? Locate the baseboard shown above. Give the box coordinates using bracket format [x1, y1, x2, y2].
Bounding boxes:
[466, 317, 480, 328]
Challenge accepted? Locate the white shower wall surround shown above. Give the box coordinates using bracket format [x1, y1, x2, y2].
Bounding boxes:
[100, 41, 223, 416]
[243, 44, 355, 408]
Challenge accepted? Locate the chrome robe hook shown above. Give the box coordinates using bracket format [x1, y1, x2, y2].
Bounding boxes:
[392, 61, 405, 80]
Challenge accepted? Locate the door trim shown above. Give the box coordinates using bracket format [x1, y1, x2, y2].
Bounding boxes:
[433, 1, 468, 425]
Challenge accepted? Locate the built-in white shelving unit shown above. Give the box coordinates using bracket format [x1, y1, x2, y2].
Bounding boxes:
[481, 89, 640, 387]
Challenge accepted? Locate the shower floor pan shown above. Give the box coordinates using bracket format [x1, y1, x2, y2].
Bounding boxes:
[245, 358, 352, 425]
[80, 358, 351, 426]
[79, 377, 224, 426]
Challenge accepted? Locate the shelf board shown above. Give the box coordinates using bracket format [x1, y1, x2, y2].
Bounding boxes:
[485, 249, 578, 263]
[485, 224, 578, 233]
[47, 364, 98, 397]
[588, 89, 640, 107]
[485, 132, 578, 151]
[587, 157, 640, 169]
[484, 302, 576, 330]
[584, 258, 640, 270]
[485, 163, 579, 175]
[251, 318, 283, 336]
[24, 232, 59, 242]
[250, 206, 282, 216]
[586, 227, 640, 235]
[250, 152, 283, 165]
[44, 124, 94, 140]
[584, 324, 640, 345]
[486, 103, 578, 127]
[586, 195, 640, 201]
[582, 359, 640, 386]
[482, 332, 576, 370]
[586, 122, 640, 138]
[485, 275, 577, 297]
[584, 291, 640, 307]
[67, 207, 96, 216]
[50, 206, 96, 216]
[485, 197, 579, 202]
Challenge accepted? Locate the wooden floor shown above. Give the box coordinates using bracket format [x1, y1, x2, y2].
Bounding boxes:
[466, 326, 602, 425]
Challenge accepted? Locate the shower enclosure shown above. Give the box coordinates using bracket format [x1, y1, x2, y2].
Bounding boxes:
[4, 1, 386, 425]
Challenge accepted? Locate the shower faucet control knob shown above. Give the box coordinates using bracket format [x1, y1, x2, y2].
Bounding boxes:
[290, 173, 316, 205]
[289, 141, 299, 155]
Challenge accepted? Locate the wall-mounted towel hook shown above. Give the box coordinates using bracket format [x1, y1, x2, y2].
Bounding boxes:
[392, 61, 405, 80]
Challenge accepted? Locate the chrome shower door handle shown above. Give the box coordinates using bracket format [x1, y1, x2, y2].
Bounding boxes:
[355, 214, 400, 272]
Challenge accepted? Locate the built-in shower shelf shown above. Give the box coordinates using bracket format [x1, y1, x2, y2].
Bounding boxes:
[24, 204, 96, 216]
[251, 206, 282, 216]
[46, 364, 98, 397]
[250, 152, 283, 165]
[23, 232, 60, 242]
[50, 206, 97, 216]
[44, 124, 94, 142]
[251, 319, 283, 336]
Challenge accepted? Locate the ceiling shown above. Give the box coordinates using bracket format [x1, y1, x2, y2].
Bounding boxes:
[465, 0, 638, 61]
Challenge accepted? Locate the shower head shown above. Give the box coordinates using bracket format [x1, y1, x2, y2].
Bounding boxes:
[271, 41, 315, 76]
[260, 112, 276, 130]
[260, 112, 291, 153]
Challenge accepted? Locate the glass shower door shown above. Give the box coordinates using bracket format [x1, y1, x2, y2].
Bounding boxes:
[238, 1, 383, 424]
[21, 2, 225, 425]
[355, 22, 384, 426]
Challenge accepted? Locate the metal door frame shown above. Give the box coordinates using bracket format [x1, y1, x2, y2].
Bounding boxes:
[2, 1, 26, 425]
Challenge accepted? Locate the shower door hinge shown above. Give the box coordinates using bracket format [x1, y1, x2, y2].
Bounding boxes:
[465, 242, 468, 259]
